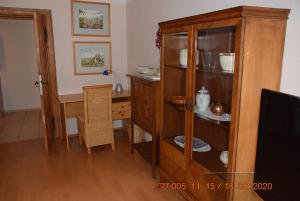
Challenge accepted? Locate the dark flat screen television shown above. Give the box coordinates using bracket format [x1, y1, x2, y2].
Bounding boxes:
[254, 89, 300, 201]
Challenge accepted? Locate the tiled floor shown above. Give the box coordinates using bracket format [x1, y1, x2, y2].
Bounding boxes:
[0, 110, 42, 144]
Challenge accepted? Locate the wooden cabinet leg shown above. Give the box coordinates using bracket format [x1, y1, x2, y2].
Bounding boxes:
[152, 130, 157, 179]
[130, 121, 134, 154]
[78, 133, 82, 145]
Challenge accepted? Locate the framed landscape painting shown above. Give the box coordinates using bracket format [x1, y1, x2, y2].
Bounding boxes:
[73, 41, 112, 75]
[71, 0, 110, 36]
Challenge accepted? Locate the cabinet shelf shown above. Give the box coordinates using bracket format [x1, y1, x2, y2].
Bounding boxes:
[164, 136, 227, 180]
[133, 141, 153, 165]
[165, 101, 230, 130]
[196, 68, 233, 77]
[192, 147, 227, 180]
[165, 64, 188, 70]
[164, 136, 184, 153]
[164, 101, 185, 112]
[194, 113, 230, 130]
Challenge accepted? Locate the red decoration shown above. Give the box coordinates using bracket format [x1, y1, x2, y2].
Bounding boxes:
[155, 28, 161, 49]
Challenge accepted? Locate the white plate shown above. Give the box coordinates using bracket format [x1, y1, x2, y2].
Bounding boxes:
[194, 106, 231, 122]
[174, 135, 211, 152]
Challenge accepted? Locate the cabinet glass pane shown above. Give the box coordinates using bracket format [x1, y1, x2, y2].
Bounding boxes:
[192, 27, 236, 179]
[162, 32, 188, 153]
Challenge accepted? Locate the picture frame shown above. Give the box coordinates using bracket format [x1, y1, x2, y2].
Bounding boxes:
[73, 41, 112, 75]
[71, 0, 110, 36]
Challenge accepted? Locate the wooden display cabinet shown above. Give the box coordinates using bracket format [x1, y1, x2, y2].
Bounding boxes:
[158, 6, 290, 201]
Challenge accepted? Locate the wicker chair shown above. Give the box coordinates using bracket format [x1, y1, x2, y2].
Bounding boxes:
[77, 84, 115, 154]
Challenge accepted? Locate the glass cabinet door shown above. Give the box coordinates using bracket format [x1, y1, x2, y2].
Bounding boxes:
[161, 31, 190, 154]
[192, 26, 236, 179]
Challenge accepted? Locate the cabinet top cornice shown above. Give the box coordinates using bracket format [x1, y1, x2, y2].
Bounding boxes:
[159, 6, 290, 28]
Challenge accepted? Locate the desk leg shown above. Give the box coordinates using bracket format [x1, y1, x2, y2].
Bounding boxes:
[60, 103, 69, 150]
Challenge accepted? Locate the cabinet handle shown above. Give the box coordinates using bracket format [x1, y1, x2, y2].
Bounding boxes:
[183, 102, 193, 111]
[188, 102, 194, 110]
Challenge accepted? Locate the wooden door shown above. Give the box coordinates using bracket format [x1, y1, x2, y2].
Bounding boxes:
[34, 12, 53, 154]
[159, 25, 193, 183]
[187, 18, 243, 201]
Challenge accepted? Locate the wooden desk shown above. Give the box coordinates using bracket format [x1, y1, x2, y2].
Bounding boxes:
[59, 90, 131, 150]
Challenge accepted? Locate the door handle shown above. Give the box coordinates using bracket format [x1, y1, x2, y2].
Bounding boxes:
[35, 80, 48, 87]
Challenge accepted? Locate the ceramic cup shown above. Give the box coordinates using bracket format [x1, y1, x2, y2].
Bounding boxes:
[219, 53, 235, 72]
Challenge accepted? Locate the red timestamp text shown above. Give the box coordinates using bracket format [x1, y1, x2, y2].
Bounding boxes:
[158, 182, 187, 190]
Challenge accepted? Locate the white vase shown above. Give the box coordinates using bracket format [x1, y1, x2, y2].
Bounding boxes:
[196, 86, 210, 111]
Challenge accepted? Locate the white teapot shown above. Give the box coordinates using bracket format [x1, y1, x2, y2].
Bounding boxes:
[196, 86, 210, 111]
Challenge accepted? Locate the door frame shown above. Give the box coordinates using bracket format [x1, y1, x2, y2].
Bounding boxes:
[0, 7, 61, 149]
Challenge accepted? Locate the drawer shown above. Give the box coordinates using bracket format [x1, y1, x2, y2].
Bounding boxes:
[112, 101, 131, 119]
[112, 101, 131, 111]
[112, 109, 131, 120]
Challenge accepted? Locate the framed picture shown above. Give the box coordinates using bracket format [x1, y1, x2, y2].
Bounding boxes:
[73, 41, 112, 75]
[71, 0, 110, 36]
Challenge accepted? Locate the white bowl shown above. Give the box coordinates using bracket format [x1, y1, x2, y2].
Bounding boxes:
[219, 53, 235, 72]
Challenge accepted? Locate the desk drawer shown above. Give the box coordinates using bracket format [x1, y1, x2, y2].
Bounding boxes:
[112, 101, 131, 111]
[112, 110, 131, 119]
[112, 101, 131, 119]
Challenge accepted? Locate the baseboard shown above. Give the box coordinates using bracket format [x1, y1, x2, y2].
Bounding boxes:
[4, 108, 40, 114]
[68, 128, 125, 138]
[68, 134, 79, 138]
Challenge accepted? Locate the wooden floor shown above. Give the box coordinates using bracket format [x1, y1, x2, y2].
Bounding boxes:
[0, 110, 42, 144]
[0, 131, 185, 201]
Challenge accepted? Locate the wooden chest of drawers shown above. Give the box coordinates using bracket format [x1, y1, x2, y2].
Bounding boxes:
[128, 74, 160, 178]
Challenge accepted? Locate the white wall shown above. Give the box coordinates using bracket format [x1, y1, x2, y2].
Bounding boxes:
[127, 0, 300, 97]
[0, 0, 127, 133]
[0, 19, 41, 111]
[0, 0, 128, 94]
